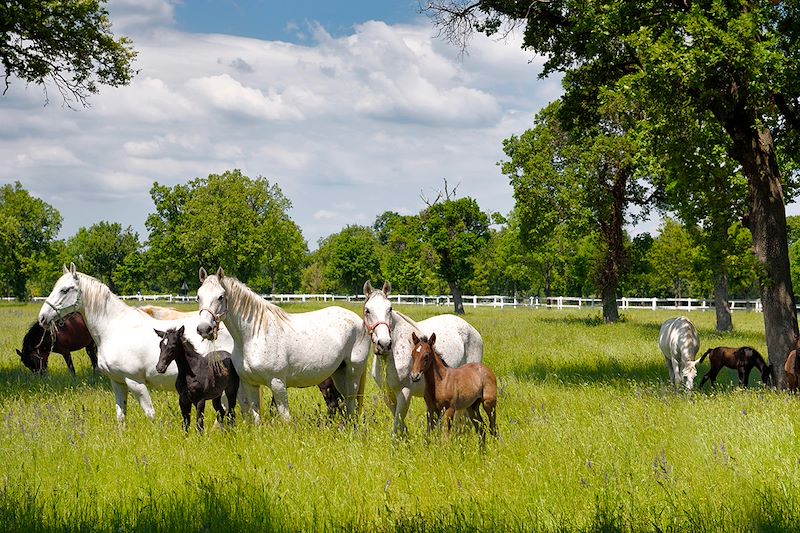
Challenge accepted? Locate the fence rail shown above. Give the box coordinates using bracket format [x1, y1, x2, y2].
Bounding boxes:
[6, 293, 765, 312]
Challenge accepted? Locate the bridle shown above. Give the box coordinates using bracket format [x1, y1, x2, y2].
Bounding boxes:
[198, 297, 227, 340]
[363, 292, 393, 340]
[43, 286, 81, 327]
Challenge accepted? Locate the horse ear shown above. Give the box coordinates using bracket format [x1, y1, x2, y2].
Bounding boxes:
[16, 349, 22, 358]
[216, 267, 225, 279]
[177, 325, 185, 336]
[199, 267, 207, 283]
[69, 262, 77, 277]
[382, 281, 391, 296]
[411, 331, 419, 345]
[363, 281, 373, 297]
[154, 329, 165, 338]
[429, 332, 436, 346]
[63, 264, 69, 274]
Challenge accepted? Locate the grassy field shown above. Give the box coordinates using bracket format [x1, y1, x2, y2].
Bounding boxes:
[1, 302, 798, 532]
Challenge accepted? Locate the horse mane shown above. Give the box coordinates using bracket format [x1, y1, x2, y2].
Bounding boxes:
[23, 321, 50, 351]
[76, 272, 119, 317]
[219, 275, 289, 335]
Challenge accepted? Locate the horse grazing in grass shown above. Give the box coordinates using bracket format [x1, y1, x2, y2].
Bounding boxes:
[658, 316, 700, 389]
[697, 346, 773, 388]
[155, 326, 238, 432]
[38, 263, 234, 424]
[17, 312, 97, 376]
[362, 280, 484, 435]
[196, 267, 370, 423]
[409, 332, 497, 442]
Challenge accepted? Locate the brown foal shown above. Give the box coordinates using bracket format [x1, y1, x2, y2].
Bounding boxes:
[409, 331, 497, 441]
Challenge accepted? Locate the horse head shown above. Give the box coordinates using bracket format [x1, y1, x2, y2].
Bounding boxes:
[197, 267, 227, 340]
[682, 359, 700, 390]
[409, 331, 436, 382]
[38, 263, 82, 328]
[362, 280, 393, 354]
[154, 326, 185, 374]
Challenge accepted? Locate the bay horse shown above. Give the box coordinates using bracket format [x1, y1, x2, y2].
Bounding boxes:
[658, 316, 700, 389]
[362, 280, 484, 435]
[195, 267, 370, 423]
[409, 332, 497, 442]
[155, 326, 238, 432]
[37, 263, 234, 423]
[17, 312, 97, 375]
[697, 346, 773, 388]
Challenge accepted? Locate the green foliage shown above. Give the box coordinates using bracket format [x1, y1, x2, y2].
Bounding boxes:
[314, 225, 382, 295]
[144, 170, 307, 293]
[646, 219, 705, 299]
[0, 181, 62, 299]
[1, 0, 138, 106]
[375, 212, 438, 294]
[65, 221, 139, 293]
[421, 196, 490, 290]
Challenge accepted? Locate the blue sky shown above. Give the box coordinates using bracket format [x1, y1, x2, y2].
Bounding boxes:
[2, 0, 567, 249]
[174, 1, 422, 42]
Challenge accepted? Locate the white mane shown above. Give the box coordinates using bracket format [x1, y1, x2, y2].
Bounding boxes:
[218, 275, 289, 336]
[76, 272, 120, 318]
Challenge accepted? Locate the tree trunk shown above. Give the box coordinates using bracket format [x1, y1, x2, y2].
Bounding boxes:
[601, 281, 619, 323]
[448, 280, 465, 315]
[714, 271, 733, 333]
[727, 121, 798, 387]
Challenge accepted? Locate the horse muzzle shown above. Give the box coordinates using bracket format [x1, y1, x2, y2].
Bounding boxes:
[410, 372, 422, 383]
[155, 362, 168, 374]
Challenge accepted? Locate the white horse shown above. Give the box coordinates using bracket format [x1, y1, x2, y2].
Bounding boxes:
[195, 267, 370, 423]
[362, 281, 484, 435]
[658, 316, 700, 389]
[37, 264, 234, 423]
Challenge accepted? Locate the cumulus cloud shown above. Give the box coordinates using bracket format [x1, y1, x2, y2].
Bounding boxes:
[0, 6, 562, 247]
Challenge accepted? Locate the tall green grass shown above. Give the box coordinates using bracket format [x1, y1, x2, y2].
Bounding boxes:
[1, 303, 797, 531]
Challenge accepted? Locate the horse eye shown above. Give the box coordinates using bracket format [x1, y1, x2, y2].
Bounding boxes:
[365, 309, 370, 315]
[388, 307, 393, 313]
[217, 295, 224, 301]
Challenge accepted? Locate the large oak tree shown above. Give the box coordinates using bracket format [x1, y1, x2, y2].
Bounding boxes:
[427, 0, 800, 379]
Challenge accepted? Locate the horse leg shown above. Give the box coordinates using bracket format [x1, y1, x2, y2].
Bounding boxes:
[110, 380, 128, 425]
[467, 402, 485, 441]
[342, 362, 365, 417]
[392, 387, 412, 436]
[671, 359, 682, 388]
[269, 378, 291, 421]
[196, 399, 206, 432]
[224, 376, 239, 425]
[240, 382, 261, 424]
[124, 378, 155, 421]
[59, 350, 76, 377]
[485, 401, 498, 438]
[443, 407, 456, 436]
[179, 397, 192, 432]
[211, 396, 225, 426]
[86, 342, 98, 372]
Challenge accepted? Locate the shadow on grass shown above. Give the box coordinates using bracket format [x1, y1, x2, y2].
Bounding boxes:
[0, 366, 108, 399]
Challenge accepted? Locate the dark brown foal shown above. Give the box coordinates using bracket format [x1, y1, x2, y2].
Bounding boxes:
[155, 326, 239, 432]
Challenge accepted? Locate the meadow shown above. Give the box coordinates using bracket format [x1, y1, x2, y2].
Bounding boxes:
[1, 301, 798, 532]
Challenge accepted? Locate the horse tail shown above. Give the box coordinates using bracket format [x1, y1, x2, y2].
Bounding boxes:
[356, 364, 367, 416]
[696, 348, 713, 365]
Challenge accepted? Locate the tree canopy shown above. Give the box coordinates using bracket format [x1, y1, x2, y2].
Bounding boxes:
[1, 0, 137, 106]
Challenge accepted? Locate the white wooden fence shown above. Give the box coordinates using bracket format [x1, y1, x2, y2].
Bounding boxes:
[10, 293, 764, 312]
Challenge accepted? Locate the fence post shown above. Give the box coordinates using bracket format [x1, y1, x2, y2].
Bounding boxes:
[473, 295, 477, 308]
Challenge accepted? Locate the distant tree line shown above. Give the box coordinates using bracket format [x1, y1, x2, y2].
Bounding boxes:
[5, 170, 800, 317]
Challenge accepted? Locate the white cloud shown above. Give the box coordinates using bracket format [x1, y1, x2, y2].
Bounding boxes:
[0, 9, 563, 248]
